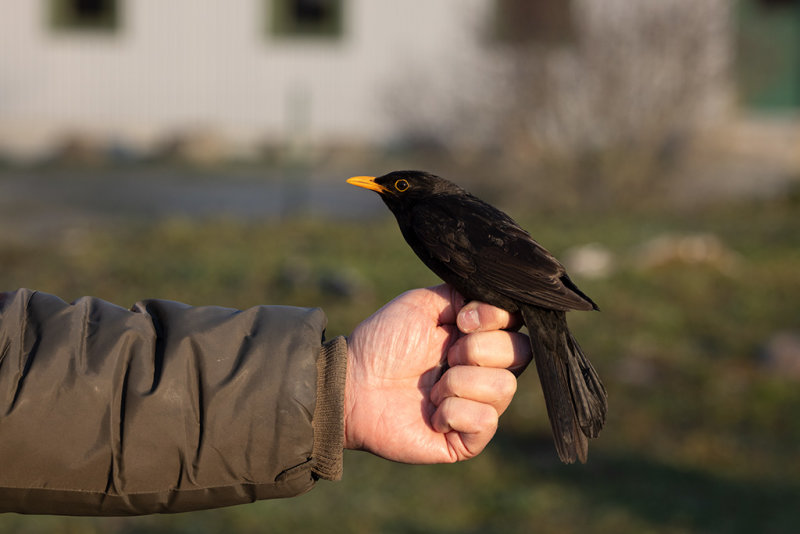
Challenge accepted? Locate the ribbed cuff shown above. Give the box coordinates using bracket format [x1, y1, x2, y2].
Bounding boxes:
[311, 335, 347, 481]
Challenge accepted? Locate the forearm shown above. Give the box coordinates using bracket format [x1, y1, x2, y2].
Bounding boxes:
[0, 289, 346, 515]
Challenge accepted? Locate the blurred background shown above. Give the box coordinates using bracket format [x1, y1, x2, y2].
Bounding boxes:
[1, 0, 799, 532]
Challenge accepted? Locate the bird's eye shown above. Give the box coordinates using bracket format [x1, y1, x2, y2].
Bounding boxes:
[394, 179, 409, 192]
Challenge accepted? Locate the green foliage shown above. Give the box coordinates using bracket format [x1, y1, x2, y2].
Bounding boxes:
[1, 196, 799, 533]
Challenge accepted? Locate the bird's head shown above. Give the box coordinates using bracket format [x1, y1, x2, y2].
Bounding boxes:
[347, 171, 462, 212]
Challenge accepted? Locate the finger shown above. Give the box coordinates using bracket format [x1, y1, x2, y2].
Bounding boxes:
[431, 366, 517, 416]
[447, 330, 532, 373]
[430, 396, 498, 460]
[457, 301, 522, 333]
[391, 284, 464, 326]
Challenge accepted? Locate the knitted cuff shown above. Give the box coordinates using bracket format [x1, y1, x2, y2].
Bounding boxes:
[311, 335, 347, 481]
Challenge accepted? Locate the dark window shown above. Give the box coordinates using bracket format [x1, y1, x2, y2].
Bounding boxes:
[492, 0, 575, 45]
[50, 0, 120, 32]
[271, 0, 344, 39]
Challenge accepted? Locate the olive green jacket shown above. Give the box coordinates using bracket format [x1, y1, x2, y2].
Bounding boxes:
[0, 289, 347, 516]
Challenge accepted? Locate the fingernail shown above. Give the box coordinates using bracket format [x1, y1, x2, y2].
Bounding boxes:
[458, 308, 480, 333]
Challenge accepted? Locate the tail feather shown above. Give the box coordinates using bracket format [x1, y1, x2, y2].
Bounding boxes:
[522, 305, 607, 463]
[565, 332, 607, 438]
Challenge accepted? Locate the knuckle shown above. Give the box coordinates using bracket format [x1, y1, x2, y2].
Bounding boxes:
[440, 368, 457, 392]
[463, 334, 483, 364]
[478, 405, 499, 431]
[496, 370, 518, 397]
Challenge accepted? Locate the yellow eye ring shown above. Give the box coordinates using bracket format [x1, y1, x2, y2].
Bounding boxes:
[395, 179, 409, 192]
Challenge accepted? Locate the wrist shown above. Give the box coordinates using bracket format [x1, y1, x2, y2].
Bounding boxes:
[343, 340, 359, 450]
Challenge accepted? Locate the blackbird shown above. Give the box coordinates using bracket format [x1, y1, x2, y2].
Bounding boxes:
[347, 170, 607, 463]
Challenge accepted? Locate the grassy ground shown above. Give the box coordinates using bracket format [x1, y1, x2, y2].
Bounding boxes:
[1, 189, 799, 533]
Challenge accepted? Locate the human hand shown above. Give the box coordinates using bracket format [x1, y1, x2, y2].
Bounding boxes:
[344, 284, 532, 463]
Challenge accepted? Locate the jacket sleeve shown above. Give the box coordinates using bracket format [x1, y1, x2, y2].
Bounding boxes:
[0, 289, 347, 516]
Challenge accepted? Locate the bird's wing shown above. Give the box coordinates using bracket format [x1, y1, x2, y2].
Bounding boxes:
[477, 237, 594, 311]
[411, 197, 593, 311]
[410, 207, 477, 275]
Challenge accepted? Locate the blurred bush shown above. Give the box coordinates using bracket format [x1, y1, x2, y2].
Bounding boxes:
[384, 0, 732, 209]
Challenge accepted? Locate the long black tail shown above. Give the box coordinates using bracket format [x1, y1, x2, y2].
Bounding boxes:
[521, 305, 607, 463]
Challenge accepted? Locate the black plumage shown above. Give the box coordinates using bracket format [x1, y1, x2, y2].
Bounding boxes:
[347, 170, 607, 463]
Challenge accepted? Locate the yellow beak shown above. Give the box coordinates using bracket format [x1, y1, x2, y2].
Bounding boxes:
[347, 176, 388, 194]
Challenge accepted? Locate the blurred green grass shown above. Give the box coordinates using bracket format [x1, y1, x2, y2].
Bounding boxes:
[1, 193, 799, 533]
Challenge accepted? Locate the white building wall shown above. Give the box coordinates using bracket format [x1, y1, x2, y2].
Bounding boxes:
[0, 0, 490, 159]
